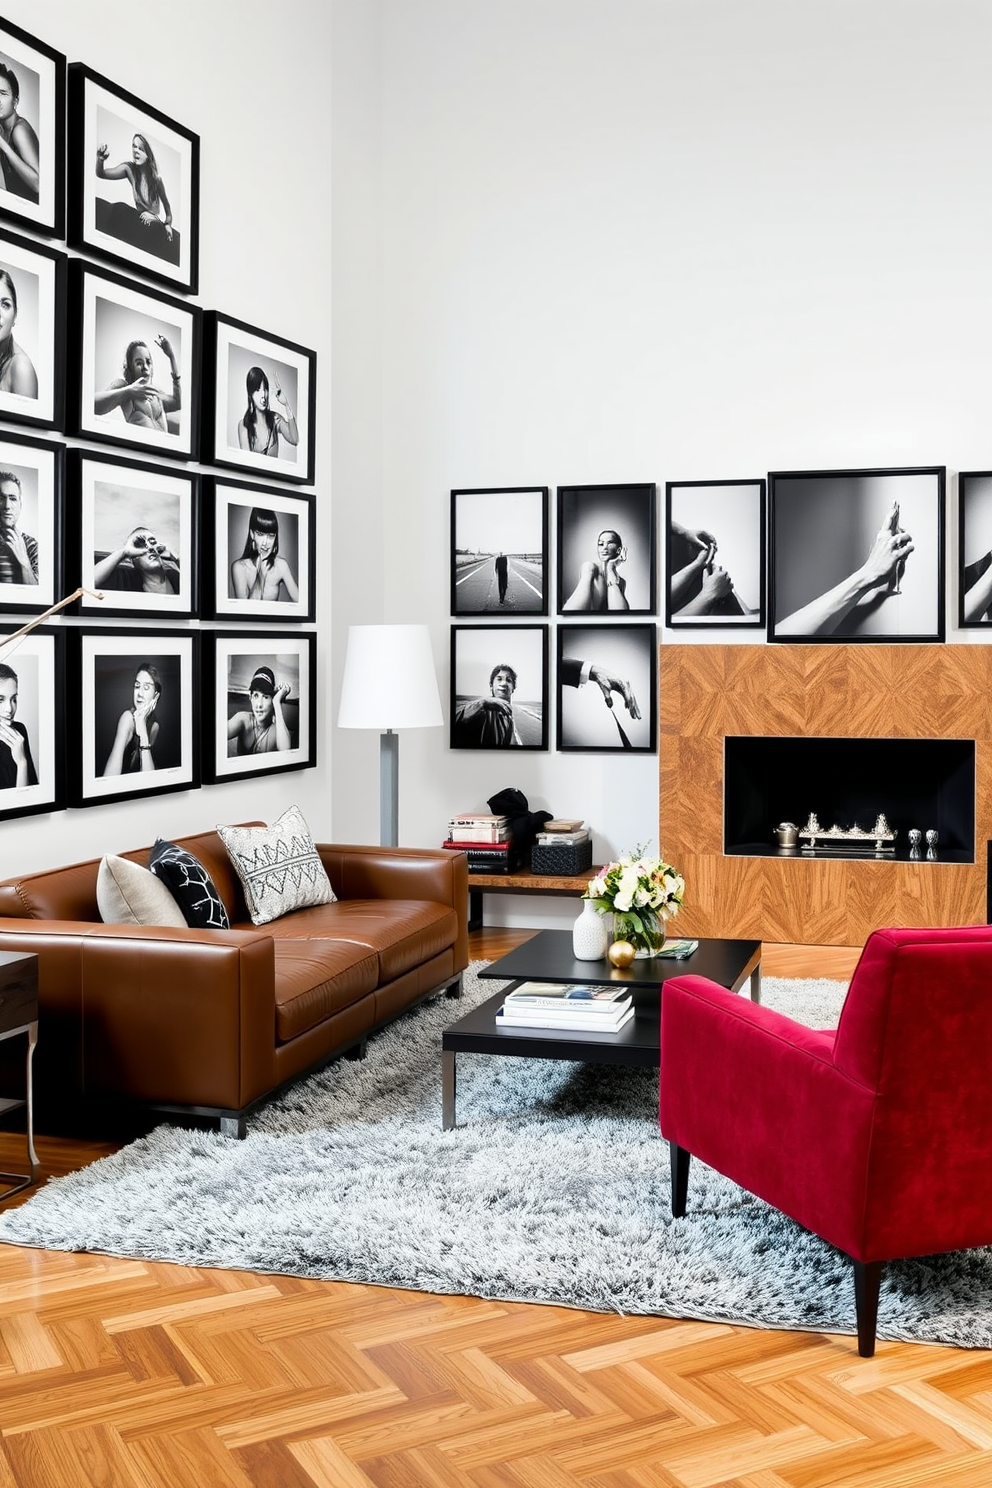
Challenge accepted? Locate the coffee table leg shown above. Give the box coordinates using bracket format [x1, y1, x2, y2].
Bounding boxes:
[749, 965, 762, 1003]
[442, 1049, 456, 1130]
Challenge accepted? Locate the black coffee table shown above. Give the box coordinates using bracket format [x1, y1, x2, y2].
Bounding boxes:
[442, 930, 761, 1128]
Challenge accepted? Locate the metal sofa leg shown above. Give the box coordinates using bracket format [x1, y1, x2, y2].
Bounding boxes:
[219, 1115, 247, 1138]
[670, 1141, 691, 1218]
[853, 1258, 883, 1356]
[345, 1040, 368, 1061]
[445, 975, 463, 998]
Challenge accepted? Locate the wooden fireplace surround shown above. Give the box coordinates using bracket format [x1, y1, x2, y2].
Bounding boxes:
[659, 644, 992, 946]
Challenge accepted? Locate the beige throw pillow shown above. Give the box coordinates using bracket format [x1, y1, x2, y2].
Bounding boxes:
[217, 805, 336, 926]
[97, 854, 188, 927]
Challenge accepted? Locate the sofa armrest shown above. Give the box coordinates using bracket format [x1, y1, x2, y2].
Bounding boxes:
[318, 843, 469, 970]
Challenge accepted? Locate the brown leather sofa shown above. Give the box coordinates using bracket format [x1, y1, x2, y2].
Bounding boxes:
[0, 829, 469, 1135]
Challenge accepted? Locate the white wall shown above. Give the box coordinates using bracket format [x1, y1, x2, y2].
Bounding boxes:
[327, 0, 992, 926]
[3, 0, 332, 875]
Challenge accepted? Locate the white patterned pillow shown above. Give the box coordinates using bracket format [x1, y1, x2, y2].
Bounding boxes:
[217, 805, 335, 925]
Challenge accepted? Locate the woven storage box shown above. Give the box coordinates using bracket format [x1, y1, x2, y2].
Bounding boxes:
[530, 838, 593, 876]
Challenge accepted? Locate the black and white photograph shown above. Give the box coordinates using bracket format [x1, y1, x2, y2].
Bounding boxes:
[0, 624, 64, 821]
[69, 260, 200, 461]
[450, 486, 548, 615]
[70, 628, 198, 807]
[202, 477, 314, 622]
[450, 624, 548, 750]
[68, 450, 198, 620]
[769, 467, 945, 643]
[557, 483, 656, 615]
[666, 479, 765, 627]
[202, 631, 317, 784]
[557, 623, 656, 753]
[0, 431, 63, 615]
[958, 472, 992, 627]
[202, 312, 316, 485]
[67, 64, 199, 294]
[0, 18, 65, 238]
[0, 229, 65, 430]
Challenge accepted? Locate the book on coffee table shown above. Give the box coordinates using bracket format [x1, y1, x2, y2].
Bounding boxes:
[497, 1005, 635, 1034]
[655, 939, 699, 959]
[504, 982, 629, 1010]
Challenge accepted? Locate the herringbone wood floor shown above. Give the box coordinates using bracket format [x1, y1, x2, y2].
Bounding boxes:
[1, 932, 989, 1488]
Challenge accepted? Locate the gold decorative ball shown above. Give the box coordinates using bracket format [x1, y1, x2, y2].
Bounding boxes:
[608, 940, 635, 969]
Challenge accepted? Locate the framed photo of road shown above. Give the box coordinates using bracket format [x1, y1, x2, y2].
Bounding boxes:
[450, 486, 548, 616]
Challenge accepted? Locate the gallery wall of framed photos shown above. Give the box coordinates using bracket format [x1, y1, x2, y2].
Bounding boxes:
[0, 13, 318, 824]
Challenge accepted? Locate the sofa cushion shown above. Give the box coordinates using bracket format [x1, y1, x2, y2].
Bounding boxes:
[96, 855, 187, 928]
[149, 840, 231, 929]
[260, 898, 459, 983]
[217, 806, 336, 926]
[273, 939, 379, 1043]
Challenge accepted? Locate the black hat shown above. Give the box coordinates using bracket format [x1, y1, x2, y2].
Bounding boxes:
[249, 666, 276, 697]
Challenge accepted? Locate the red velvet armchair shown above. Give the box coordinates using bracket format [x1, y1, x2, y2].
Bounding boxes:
[659, 926, 992, 1356]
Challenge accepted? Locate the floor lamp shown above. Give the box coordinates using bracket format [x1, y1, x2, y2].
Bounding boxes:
[337, 624, 443, 847]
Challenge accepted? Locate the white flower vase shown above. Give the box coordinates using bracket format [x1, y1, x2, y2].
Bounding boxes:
[572, 899, 610, 961]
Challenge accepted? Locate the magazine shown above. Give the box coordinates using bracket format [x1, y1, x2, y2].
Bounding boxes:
[655, 939, 699, 959]
[497, 1006, 635, 1034]
[504, 981, 630, 1010]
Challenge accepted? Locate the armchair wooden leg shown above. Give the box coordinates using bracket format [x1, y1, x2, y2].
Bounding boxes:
[853, 1259, 883, 1357]
[670, 1141, 690, 1218]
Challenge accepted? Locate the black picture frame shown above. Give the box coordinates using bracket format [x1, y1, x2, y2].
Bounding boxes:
[557, 483, 656, 616]
[67, 63, 199, 294]
[665, 478, 765, 628]
[66, 450, 199, 621]
[201, 630, 317, 784]
[958, 472, 992, 628]
[0, 430, 63, 614]
[450, 623, 548, 751]
[556, 623, 657, 753]
[69, 627, 200, 807]
[67, 259, 201, 462]
[201, 477, 315, 623]
[0, 623, 64, 821]
[450, 486, 548, 615]
[769, 466, 945, 644]
[0, 228, 66, 431]
[0, 17, 65, 238]
[201, 311, 316, 485]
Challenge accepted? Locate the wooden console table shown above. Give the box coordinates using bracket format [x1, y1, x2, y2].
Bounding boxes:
[467, 866, 601, 931]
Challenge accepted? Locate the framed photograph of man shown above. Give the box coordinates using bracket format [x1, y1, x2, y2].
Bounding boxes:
[67, 64, 199, 294]
[557, 483, 656, 616]
[68, 260, 200, 462]
[557, 623, 657, 753]
[450, 487, 548, 615]
[450, 624, 548, 750]
[0, 18, 65, 238]
[0, 624, 64, 822]
[769, 467, 945, 643]
[202, 477, 315, 622]
[202, 631, 317, 784]
[0, 229, 66, 430]
[0, 431, 63, 615]
[666, 479, 765, 627]
[958, 472, 992, 627]
[201, 312, 316, 485]
[69, 628, 199, 808]
[67, 450, 198, 621]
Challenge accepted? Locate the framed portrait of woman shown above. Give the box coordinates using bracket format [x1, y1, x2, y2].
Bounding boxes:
[201, 477, 315, 622]
[0, 431, 63, 616]
[67, 64, 199, 294]
[0, 624, 64, 822]
[0, 18, 65, 239]
[665, 478, 765, 628]
[201, 312, 316, 485]
[450, 624, 548, 751]
[69, 628, 199, 808]
[67, 260, 201, 462]
[557, 483, 656, 616]
[556, 623, 657, 754]
[0, 229, 66, 431]
[66, 450, 199, 621]
[201, 630, 317, 784]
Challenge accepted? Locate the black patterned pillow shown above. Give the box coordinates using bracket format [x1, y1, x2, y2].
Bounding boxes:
[149, 839, 231, 929]
[216, 805, 335, 926]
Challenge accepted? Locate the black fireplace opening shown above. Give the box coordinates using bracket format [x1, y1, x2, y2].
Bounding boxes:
[724, 736, 975, 862]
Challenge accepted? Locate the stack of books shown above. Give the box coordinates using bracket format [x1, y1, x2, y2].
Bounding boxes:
[534, 820, 588, 848]
[495, 981, 634, 1033]
[443, 813, 520, 872]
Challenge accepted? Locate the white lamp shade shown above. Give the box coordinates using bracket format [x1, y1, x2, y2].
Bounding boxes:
[338, 624, 443, 730]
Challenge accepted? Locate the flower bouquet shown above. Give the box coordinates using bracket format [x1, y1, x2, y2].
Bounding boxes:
[584, 847, 685, 958]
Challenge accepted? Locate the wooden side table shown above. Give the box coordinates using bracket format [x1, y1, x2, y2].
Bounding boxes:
[0, 950, 40, 1201]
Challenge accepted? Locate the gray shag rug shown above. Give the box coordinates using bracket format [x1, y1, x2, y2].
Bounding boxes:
[1, 965, 990, 1349]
